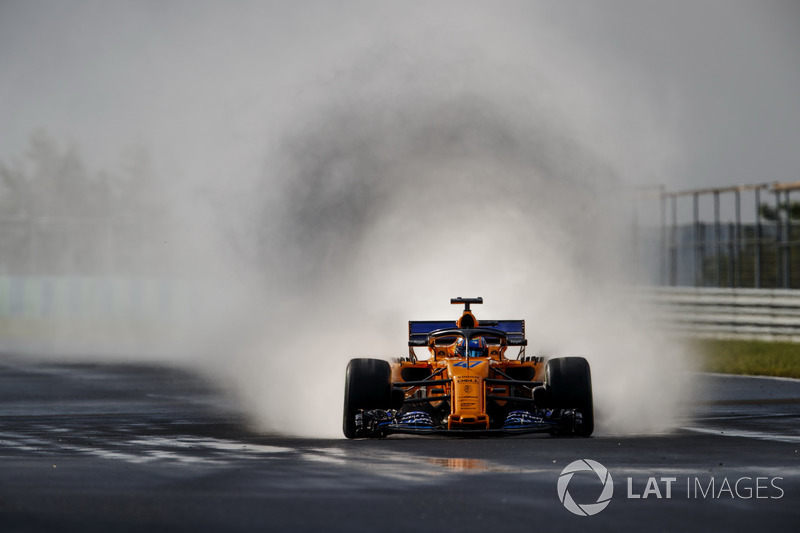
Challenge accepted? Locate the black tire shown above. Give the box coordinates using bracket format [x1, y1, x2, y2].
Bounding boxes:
[343, 358, 392, 439]
[545, 357, 594, 436]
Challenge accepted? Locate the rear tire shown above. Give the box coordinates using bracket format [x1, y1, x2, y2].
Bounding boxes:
[545, 357, 594, 436]
[343, 358, 392, 439]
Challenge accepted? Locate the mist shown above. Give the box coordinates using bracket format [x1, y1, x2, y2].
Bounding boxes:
[5, 1, 799, 437]
[172, 51, 690, 437]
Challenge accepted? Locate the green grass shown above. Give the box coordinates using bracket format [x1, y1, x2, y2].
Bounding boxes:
[694, 339, 800, 379]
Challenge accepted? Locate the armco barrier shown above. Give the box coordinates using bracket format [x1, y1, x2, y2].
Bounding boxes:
[649, 287, 800, 342]
[0, 277, 194, 355]
[3, 278, 799, 345]
[0, 276, 187, 318]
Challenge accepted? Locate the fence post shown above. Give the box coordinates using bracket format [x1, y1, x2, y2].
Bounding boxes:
[734, 189, 742, 288]
[785, 190, 792, 288]
[755, 187, 762, 289]
[714, 191, 721, 287]
[693, 193, 700, 287]
[775, 190, 783, 288]
[669, 195, 677, 286]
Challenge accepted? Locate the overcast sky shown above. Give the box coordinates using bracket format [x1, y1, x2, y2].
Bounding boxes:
[2, 0, 799, 194]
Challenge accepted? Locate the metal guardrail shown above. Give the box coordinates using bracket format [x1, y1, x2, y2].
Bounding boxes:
[649, 287, 800, 342]
[0, 276, 195, 356]
[0, 276, 187, 318]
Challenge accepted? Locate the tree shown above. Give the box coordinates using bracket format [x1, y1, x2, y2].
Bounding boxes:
[759, 201, 800, 222]
[0, 130, 168, 275]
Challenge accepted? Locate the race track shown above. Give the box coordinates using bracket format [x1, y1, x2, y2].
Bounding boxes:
[0, 357, 798, 532]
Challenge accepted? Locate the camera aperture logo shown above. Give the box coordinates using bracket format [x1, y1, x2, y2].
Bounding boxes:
[557, 459, 614, 516]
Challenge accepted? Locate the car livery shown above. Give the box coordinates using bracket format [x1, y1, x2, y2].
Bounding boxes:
[343, 297, 594, 438]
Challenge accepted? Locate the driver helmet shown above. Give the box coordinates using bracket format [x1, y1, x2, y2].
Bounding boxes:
[455, 337, 488, 358]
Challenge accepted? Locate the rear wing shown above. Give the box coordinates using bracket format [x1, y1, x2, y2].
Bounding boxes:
[408, 320, 526, 347]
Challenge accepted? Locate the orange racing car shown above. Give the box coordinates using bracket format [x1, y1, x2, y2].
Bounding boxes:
[343, 297, 594, 438]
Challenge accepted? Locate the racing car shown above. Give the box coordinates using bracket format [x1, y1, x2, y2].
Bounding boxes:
[343, 297, 594, 438]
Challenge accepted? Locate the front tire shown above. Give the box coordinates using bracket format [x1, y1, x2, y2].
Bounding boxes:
[343, 358, 392, 439]
[545, 357, 594, 436]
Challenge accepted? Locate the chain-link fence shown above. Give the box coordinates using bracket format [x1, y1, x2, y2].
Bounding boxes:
[636, 182, 800, 289]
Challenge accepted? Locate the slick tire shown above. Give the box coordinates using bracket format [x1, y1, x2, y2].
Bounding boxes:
[545, 356, 594, 437]
[342, 358, 392, 439]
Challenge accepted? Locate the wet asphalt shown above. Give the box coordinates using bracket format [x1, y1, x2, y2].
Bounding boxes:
[0, 357, 798, 532]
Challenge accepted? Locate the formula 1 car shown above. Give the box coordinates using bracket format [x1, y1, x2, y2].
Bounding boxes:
[343, 297, 594, 438]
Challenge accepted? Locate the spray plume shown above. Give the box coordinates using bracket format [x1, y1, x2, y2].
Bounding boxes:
[179, 55, 691, 438]
[0, 6, 696, 437]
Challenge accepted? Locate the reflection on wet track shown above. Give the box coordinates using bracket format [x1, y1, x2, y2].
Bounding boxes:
[681, 374, 800, 444]
[0, 358, 798, 532]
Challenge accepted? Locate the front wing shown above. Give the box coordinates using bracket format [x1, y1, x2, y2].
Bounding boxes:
[354, 408, 586, 438]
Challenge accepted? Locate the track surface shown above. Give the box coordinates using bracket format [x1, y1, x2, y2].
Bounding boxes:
[0, 357, 798, 532]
